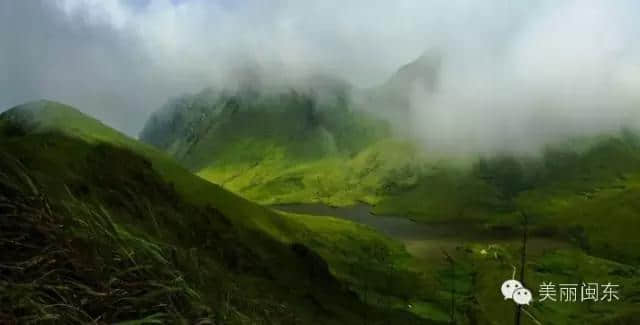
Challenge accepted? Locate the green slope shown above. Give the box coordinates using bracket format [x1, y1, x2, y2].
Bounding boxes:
[374, 134, 640, 261]
[0, 100, 432, 324]
[515, 135, 640, 263]
[1, 99, 306, 237]
[197, 139, 434, 206]
[139, 86, 399, 206]
[140, 85, 390, 168]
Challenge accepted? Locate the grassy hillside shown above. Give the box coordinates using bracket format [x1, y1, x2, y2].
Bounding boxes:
[140, 85, 390, 171]
[1, 100, 308, 237]
[515, 135, 640, 263]
[371, 134, 640, 266]
[0, 100, 431, 324]
[138, 86, 403, 206]
[197, 139, 433, 206]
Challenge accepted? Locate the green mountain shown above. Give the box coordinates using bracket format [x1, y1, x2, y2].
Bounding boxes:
[0, 100, 429, 324]
[138, 65, 640, 266]
[137, 55, 447, 208]
[140, 76, 390, 169]
[139, 78, 404, 206]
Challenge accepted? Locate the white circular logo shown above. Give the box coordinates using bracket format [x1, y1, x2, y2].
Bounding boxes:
[501, 279, 523, 300]
[513, 287, 533, 305]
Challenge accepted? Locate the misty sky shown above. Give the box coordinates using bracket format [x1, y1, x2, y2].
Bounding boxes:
[1, 0, 639, 150]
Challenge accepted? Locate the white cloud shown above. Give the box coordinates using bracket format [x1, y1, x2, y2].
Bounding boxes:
[0, 0, 638, 151]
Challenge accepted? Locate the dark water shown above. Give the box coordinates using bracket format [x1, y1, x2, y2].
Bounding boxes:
[272, 203, 567, 261]
[271, 203, 486, 241]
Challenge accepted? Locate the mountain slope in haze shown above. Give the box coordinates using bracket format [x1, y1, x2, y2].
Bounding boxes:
[354, 51, 442, 131]
[140, 77, 390, 171]
[138, 54, 446, 207]
[138, 57, 640, 268]
[139, 79, 404, 206]
[0, 100, 432, 324]
[368, 51, 441, 108]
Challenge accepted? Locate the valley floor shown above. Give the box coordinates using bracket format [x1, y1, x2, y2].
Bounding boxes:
[275, 203, 640, 324]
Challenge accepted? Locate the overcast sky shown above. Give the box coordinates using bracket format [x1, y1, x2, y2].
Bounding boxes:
[1, 0, 639, 149]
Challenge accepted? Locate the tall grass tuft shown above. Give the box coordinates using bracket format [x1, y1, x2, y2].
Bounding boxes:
[0, 154, 213, 324]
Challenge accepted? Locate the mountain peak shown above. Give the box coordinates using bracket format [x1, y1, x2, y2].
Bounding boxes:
[1, 100, 83, 128]
[3, 99, 93, 122]
[385, 50, 442, 92]
[4, 99, 77, 114]
[1, 100, 127, 144]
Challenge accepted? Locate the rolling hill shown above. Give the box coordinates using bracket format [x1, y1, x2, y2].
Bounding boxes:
[139, 77, 405, 206]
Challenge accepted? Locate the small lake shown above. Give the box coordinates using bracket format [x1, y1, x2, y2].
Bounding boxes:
[271, 203, 510, 240]
[272, 203, 567, 260]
